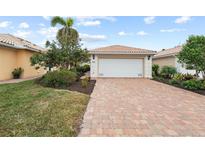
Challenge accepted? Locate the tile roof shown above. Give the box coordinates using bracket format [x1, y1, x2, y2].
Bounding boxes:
[89, 45, 156, 55]
[0, 34, 46, 52]
[154, 45, 182, 59]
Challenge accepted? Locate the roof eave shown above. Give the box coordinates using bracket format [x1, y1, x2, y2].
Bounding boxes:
[153, 54, 176, 59]
[89, 51, 156, 55]
[0, 42, 44, 53]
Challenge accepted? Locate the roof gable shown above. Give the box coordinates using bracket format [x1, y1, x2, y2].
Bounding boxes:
[154, 46, 182, 59]
[89, 45, 156, 55]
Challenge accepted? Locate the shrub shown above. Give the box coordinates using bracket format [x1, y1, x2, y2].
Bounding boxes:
[81, 76, 89, 88]
[169, 79, 180, 85]
[12, 67, 24, 79]
[172, 73, 184, 81]
[82, 64, 90, 72]
[173, 73, 195, 82]
[160, 66, 177, 79]
[75, 65, 90, 77]
[40, 70, 77, 88]
[182, 79, 202, 90]
[70, 68, 81, 80]
[201, 80, 205, 90]
[76, 65, 90, 73]
[152, 64, 159, 77]
[183, 73, 195, 80]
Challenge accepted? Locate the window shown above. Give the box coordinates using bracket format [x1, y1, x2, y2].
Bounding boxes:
[92, 55, 95, 60]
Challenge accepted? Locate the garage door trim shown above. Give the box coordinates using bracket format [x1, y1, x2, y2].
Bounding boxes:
[98, 58, 144, 78]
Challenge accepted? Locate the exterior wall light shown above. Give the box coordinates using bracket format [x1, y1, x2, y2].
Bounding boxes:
[148, 55, 151, 60]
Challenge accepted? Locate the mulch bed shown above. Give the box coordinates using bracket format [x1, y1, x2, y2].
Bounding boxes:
[153, 78, 205, 96]
[68, 80, 96, 95]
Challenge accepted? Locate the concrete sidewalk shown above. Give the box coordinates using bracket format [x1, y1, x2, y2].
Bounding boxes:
[0, 76, 41, 84]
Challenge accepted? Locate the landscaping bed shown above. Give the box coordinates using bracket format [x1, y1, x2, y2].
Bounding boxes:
[152, 65, 205, 96]
[153, 77, 205, 96]
[68, 80, 96, 95]
[36, 68, 95, 95]
[0, 80, 90, 136]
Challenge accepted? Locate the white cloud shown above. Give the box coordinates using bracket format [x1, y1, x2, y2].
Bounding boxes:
[118, 31, 126, 36]
[175, 16, 191, 24]
[42, 16, 50, 20]
[78, 20, 101, 26]
[76, 16, 116, 22]
[160, 28, 186, 32]
[0, 21, 11, 28]
[137, 31, 148, 36]
[79, 33, 107, 42]
[118, 31, 130, 36]
[144, 16, 155, 24]
[13, 30, 31, 38]
[95, 16, 116, 22]
[19, 22, 29, 29]
[37, 27, 58, 39]
[38, 40, 48, 47]
[39, 23, 45, 27]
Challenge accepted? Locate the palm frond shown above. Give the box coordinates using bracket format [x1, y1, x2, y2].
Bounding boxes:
[51, 16, 66, 27]
[66, 18, 74, 27]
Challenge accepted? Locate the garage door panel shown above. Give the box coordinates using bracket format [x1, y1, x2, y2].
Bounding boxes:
[98, 59, 143, 77]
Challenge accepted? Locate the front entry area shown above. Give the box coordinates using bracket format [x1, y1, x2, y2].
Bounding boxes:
[98, 58, 143, 77]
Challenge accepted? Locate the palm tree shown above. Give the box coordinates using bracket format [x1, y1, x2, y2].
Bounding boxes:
[51, 16, 79, 47]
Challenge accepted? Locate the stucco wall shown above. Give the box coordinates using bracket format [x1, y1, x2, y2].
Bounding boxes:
[90, 54, 152, 78]
[16, 50, 45, 78]
[0, 47, 45, 81]
[0, 47, 17, 80]
[153, 56, 203, 78]
[153, 56, 176, 68]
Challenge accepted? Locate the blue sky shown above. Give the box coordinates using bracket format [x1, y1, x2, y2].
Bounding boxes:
[0, 16, 204, 51]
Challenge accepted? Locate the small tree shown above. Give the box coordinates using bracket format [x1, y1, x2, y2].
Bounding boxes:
[31, 17, 89, 71]
[177, 35, 205, 79]
[30, 41, 62, 71]
[69, 47, 90, 68]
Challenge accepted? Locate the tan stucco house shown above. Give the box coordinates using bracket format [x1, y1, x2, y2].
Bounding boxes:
[0, 34, 46, 81]
[90, 45, 156, 78]
[153, 45, 202, 77]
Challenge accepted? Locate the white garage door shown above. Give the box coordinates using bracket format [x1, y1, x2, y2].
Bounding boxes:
[98, 59, 143, 77]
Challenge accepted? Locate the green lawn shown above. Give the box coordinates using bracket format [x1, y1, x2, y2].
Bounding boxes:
[0, 80, 89, 136]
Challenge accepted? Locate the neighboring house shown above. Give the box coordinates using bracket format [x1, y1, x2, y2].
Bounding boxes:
[89, 45, 156, 78]
[153, 45, 202, 77]
[0, 34, 46, 81]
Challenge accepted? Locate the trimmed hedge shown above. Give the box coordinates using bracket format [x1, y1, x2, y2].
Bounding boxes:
[39, 70, 77, 88]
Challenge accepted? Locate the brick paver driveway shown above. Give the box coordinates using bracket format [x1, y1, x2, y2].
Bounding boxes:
[79, 78, 205, 136]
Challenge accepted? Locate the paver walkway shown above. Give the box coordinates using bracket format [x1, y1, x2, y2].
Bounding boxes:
[79, 78, 205, 136]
